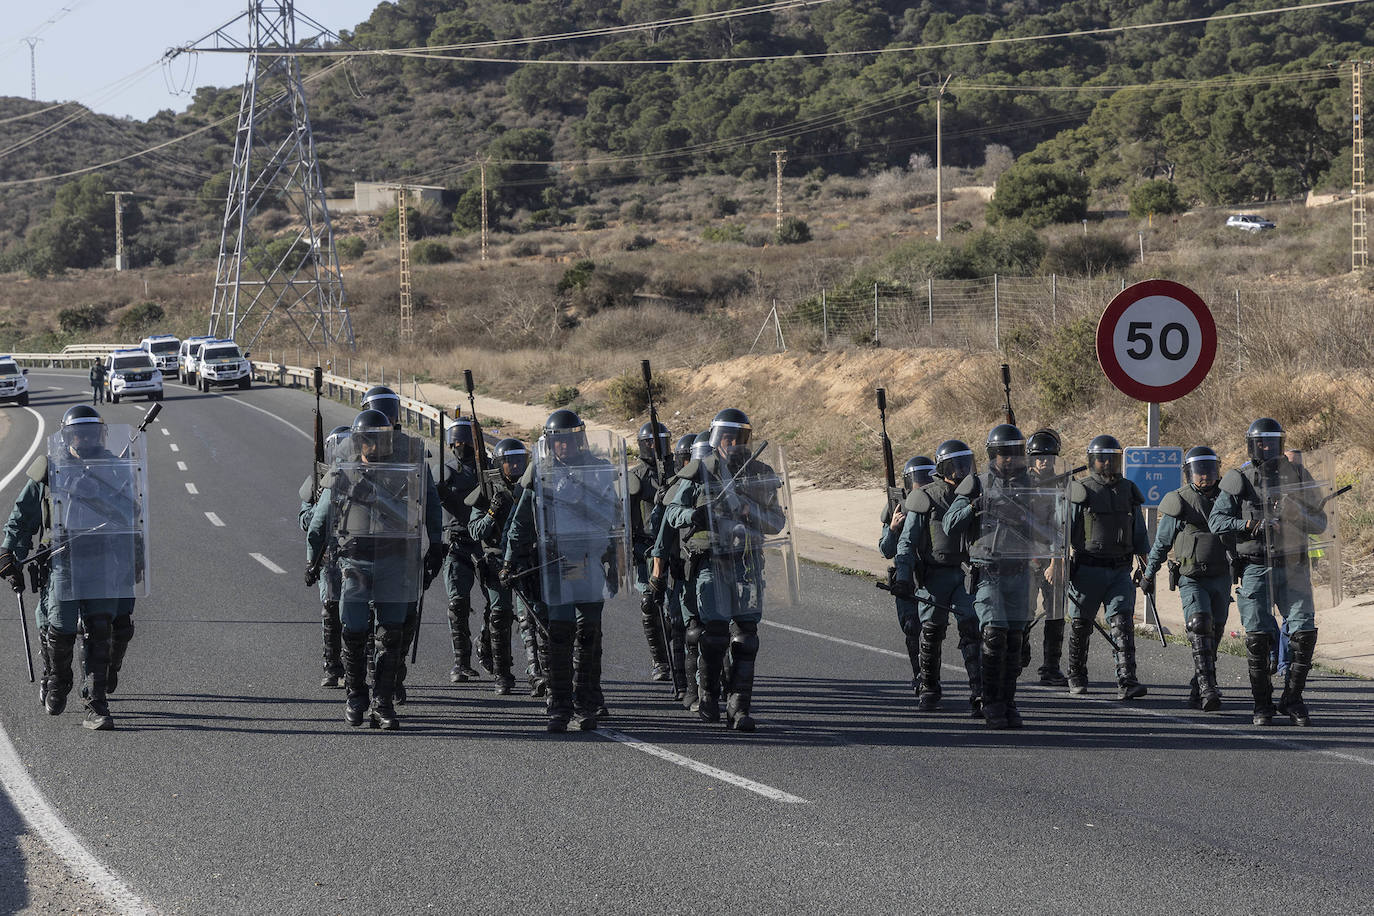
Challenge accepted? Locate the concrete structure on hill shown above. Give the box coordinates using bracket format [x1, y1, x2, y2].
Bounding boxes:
[326, 181, 446, 214]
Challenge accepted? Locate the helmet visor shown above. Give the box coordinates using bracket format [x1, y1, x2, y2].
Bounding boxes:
[63, 420, 107, 456]
[500, 447, 528, 481]
[1088, 449, 1123, 478]
[1248, 432, 1284, 464]
[363, 392, 401, 427]
[446, 422, 476, 449]
[1185, 455, 1221, 487]
[354, 426, 393, 459]
[903, 463, 935, 490]
[709, 420, 751, 451]
[937, 450, 975, 482]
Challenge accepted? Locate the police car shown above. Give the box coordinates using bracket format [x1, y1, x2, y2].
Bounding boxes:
[0, 355, 29, 406]
[140, 334, 181, 375]
[104, 349, 164, 404]
[178, 335, 215, 386]
[195, 339, 252, 392]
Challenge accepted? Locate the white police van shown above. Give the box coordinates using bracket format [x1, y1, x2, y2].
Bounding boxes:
[195, 339, 252, 392]
[178, 335, 215, 386]
[104, 349, 164, 404]
[140, 334, 181, 375]
[0, 355, 29, 406]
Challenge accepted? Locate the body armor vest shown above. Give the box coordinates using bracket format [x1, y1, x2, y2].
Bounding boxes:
[1161, 485, 1229, 577]
[1072, 475, 1139, 559]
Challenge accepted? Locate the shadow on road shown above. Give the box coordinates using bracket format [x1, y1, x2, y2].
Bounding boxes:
[0, 785, 32, 915]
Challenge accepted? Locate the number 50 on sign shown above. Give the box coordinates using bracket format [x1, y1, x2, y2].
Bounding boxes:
[1096, 279, 1217, 403]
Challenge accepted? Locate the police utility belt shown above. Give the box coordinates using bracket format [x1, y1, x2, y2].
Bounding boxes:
[1074, 553, 1132, 569]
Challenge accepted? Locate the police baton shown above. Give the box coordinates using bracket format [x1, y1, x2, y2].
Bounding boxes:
[874, 580, 965, 618]
[13, 589, 33, 682]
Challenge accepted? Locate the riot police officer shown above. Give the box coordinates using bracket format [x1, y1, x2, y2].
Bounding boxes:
[1, 406, 144, 731]
[1027, 428, 1070, 686]
[1209, 419, 1328, 726]
[878, 455, 932, 694]
[435, 416, 485, 686]
[1142, 446, 1232, 712]
[306, 408, 442, 730]
[1064, 435, 1149, 700]
[665, 409, 788, 731]
[646, 433, 699, 704]
[629, 420, 673, 683]
[894, 442, 982, 714]
[298, 425, 351, 688]
[943, 425, 1047, 729]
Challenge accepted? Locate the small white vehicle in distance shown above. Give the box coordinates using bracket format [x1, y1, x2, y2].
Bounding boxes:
[140, 334, 181, 376]
[1225, 214, 1276, 233]
[195, 339, 252, 392]
[178, 335, 214, 386]
[0, 355, 29, 407]
[104, 349, 164, 404]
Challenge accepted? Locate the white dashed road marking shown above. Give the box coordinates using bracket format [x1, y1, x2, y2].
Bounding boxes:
[169, 443, 179, 452]
[596, 729, 810, 804]
[176, 461, 187, 471]
[250, 553, 286, 574]
[185, 483, 198, 495]
[205, 512, 225, 527]
[161, 428, 169, 436]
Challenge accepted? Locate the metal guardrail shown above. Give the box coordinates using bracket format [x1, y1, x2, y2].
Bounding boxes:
[11, 343, 132, 368]
[248, 360, 447, 439]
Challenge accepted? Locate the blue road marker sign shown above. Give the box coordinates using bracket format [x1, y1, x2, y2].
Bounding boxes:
[1125, 447, 1183, 508]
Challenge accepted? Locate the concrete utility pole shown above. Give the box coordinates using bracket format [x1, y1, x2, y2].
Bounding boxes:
[480, 159, 489, 262]
[21, 38, 40, 101]
[106, 191, 133, 271]
[772, 149, 786, 229]
[1354, 60, 1368, 270]
[934, 74, 952, 242]
[396, 187, 413, 342]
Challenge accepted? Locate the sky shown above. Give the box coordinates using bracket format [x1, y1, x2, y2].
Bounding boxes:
[0, 0, 383, 121]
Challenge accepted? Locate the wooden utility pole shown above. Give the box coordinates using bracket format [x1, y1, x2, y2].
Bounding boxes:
[934, 74, 952, 242]
[396, 187, 413, 341]
[1354, 61, 1368, 270]
[480, 159, 489, 262]
[772, 149, 786, 229]
[106, 191, 133, 271]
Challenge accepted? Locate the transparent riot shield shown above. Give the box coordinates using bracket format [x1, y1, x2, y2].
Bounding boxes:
[48, 425, 150, 601]
[533, 429, 630, 606]
[329, 457, 424, 605]
[974, 461, 1069, 621]
[698, 441, 799, 618]
[1261, 449, 1343, 619]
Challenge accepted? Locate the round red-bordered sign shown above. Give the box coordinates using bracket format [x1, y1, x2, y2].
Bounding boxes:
[1096, 279, 1216, 403]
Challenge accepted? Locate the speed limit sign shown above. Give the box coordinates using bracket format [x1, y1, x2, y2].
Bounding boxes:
[1096, 279, 1217, 403]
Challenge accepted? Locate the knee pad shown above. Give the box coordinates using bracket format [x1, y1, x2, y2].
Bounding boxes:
[321, 600, 340, 621]
[1186, 614, 1210, 637]
[685, 619, 704, 647]
[729, 628, 759, 659]
[112, 616, 135, 642]
[920, 620, 947, 640]
[448, 597, 470, 618]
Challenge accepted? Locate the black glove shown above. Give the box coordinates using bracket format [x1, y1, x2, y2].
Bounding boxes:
[691, 505, 710, 529]
[29, 550, 51, 593]
[423, 543, 446, 588]
[0, 550, 22, 593]
[488, 488, 512, 519]
[1139, 572, 1156, 596]
[305, 565, 320, 587]
[886, 572, 915, 600]
[647, 574, 667, 599]
[499, 564, 515, 589]
[640, 589, 658, 616]
[349, 477, 376, 504]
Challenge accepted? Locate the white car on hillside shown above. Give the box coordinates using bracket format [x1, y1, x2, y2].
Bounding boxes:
[1226, 214, 1276, 232]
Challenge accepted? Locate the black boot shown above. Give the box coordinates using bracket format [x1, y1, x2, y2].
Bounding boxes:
[1067, 617, 1092, 695]
[1112, 618, 1148, 700]
[915, 621, 944, 712]
[1004, 627, 1025, 729]
[1038, 618, 1069, 686]
[980, 626, 1010, 729]
[491, 607, 516, 696]
[1278, 628, 1317, 726]
[1186, 615, 1221, 712]
[545, 620, 575, 733]
[957, 617, 983, 717]
[107, 615, 134, 695]
[682, 619, 702, 712]
[341, 629, 370, 727]
[320, 601, 343, 688]
[725, 622, 759, 732]
[1186, 675, 1201, 710]
[1246, 632, 1276, 726]
[394, 610, 417, 706]
[641, 606, 670, 682]
[669, 617, 687, 702]
[572, 622, 603, 731]
[1210, 619, 1227, 704]
[45, 629, 76, 716]
[519, 611, 546, 696]
[447, 597, 479, 683]
[37, 626, 53, 708]
[697, 623, 729, 723]
[81, 617, 115, 730]
[901, 618, 922, 696]
[370, 625, 403, 730]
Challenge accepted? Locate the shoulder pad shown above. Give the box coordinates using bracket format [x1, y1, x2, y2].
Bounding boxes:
[1219, 468, 1246, 495]
[1127, 480, 1145, 506]
[518, 462, 536, 488]
[905, 488, 932, 514]
[26, 454, 47, 484]
[1068, 480, 1089, 504]
[677, 458, 702, 481]
[627, 473, 644, 498]
[955, 474, 979, 497]
[463, 486, 488, 509]
[1158, 490, 1183, 518]
[298, 476, 314, 502]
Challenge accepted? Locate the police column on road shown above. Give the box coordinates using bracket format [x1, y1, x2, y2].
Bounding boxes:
[298, 425, 352, 688]
[629, 420, 673, 683]
[435, 416, 485, 686]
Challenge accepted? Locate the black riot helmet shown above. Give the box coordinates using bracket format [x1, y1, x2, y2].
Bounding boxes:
[544, 408, 587, 460]
[446, 417, 477, 461]
[1246, 417, 1284, 466]
[638, 420, 671, 463]
[902, 455, 936, 491]
[1027, 428, 1062, 457]
[986, 424, 1026, 475]
[708, 408, 752, 451]
[673, 434, 695, 467]
[1184, 445, 1221, 489]
[351, 408, 394, 460]
[1087, 434, 1124, 479]
[361, 385, 401, 429]
[493, 437, 528, 483]
[935, 439, 975, 483]
[689, 431, 713, 462]
[324, 425, 351, 457]
[61, 404, 107, 457]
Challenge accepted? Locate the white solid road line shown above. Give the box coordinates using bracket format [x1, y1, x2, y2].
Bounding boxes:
[0, 405, 149, 915]
[205, 512, 225, 527]
[763, 619, 1374, 767]
[185, 483, 198, 495]
[250, 552, 286, 574]
[168, 443, 179, 452]
[176, 461, 187, 471]
[220, 393, 312, 441]
[596, 729, 810, 804]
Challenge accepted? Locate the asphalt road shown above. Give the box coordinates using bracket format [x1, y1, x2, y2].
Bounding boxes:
[1, 370, 1372, 915]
